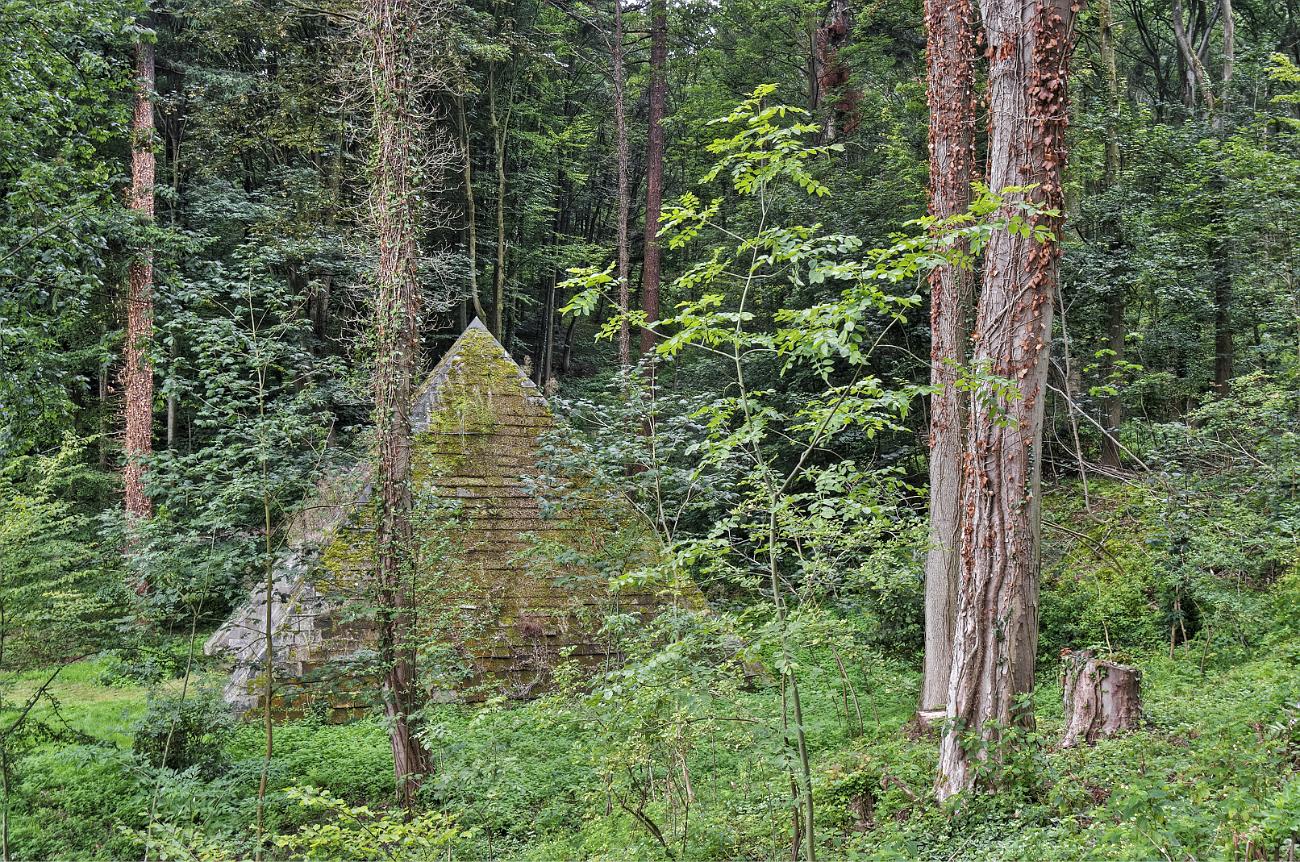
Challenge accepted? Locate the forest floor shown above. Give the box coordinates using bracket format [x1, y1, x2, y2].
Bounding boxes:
[7, 618, 1299, 860]
[5, 482, 1298, 859]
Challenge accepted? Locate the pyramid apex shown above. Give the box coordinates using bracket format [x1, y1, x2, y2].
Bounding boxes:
[467, 316, 491, 333]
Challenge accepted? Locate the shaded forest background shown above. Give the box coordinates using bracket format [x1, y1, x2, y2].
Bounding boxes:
[1, 0, 1298, 858]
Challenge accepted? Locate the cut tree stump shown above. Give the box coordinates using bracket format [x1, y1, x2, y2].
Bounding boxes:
[1060, 649, 1142, 747]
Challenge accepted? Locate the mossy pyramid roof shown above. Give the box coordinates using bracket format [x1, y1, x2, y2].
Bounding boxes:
[207, 320, 660, 719]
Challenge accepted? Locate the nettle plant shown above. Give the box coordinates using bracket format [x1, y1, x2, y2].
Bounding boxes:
[560, 85, 1046, 857]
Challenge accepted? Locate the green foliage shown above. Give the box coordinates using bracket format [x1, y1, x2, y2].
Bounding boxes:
[0, 435, 119, 667]
[226, 719, 397, 803]
[274, 786, 465, 860]
[132, 687, 234, 776]
[0, 0, 140, 458]
[2, 1, 1298, 860]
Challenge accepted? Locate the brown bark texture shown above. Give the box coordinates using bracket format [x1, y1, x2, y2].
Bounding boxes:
[935, 0, 1079, 802]
[124, 38, 156, 522]
[365, 0, 431, 806]
[811, 0, 859, 139]
[640, 0, 667, 357]
[611, 0, 631, 369]
[1060, 650, 1142, 747]
[919, 0, 977, 715]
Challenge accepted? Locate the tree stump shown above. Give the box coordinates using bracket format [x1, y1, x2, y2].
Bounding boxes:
[1060, 650, 1142, 747]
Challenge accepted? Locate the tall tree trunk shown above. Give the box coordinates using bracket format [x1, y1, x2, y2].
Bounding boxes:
[811, 0, 858, 140]
[456, 94, 487, 323]
[611, 0, 632, 369]
[539, 165, 566, 385]
[1212, 215, 1233, 393]
[919, 0, 976, 717]
[1172, 0, 1215, 113]
[640, 0, 667, 357]
[935, 0, 1078, 802]
[488, 64, 511, 342]
[364, 0, 431, 807]
[124, 37, 156, 524]
[1098, 0, 1126, 470]
[1220, 0, 1234, 91]
[1210, 0, 1233, 392]
[1099, 291, 1126, 466]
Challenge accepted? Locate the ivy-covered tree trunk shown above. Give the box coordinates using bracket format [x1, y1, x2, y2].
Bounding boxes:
[919, 0, 975, 717]
[364, 0, 431, 807]
[640, 0, 667, 356]
[124, 35, 155, 525]
[935, 0, 1078, 802]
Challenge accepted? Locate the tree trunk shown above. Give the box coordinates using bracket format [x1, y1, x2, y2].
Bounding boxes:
[1172, 0, 1215, 113]
[1060, 650, 1141, 747]
[456, 94, 487, 324]
[811, 0, 858, 140]
[1212, 239, 1233, 394]
[611, 0, 631, 369]
[1099, 292, 1126, 467]
[640, 0, 667, 357]
[364, 0, 431, 807]
[488, 64, 511, 342]
[539, 166, 566, 385]
[124, 37, 156, 524]
[919, 0, 976, 717]
[1220, 0, 1234, 91]
[935, 0, 1078, 802]
[1097, 0, 1126, 470]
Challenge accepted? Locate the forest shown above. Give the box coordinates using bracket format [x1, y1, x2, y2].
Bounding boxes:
[1, 0, 1297, 858]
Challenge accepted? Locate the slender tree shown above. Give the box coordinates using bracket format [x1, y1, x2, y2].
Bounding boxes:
[1212, 0, 1234, 392]
[1097, 0, 1126, 469]
[1175, 0, 1211, 113]
[611, 0, 632, 368]
[918, 0, 976, 717]
[124, 31, 156, 524]
[936, 0, 1079, 801]
[640, 0, 667, 356]
[364, 0, 432, 806]
[457, 94, 487, 324]
[488, 55, 513, 341]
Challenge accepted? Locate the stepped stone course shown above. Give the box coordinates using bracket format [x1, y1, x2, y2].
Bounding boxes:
[206, 319, 661, 720]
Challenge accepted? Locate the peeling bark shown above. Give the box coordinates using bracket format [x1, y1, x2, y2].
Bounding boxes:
[935, 0, 1079, 802]
[919, 0, 976, 715]
[812, 0, 859, 139]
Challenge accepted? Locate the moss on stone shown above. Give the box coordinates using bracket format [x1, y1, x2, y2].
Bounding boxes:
[213, 321, 667, 716]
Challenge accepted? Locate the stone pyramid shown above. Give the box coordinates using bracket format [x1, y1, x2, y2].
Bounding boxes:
[206, 319, 662, 720]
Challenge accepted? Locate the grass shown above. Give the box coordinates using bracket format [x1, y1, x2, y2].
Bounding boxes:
[1, 655, 208, 746]
[4, 627, 1299, 860]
